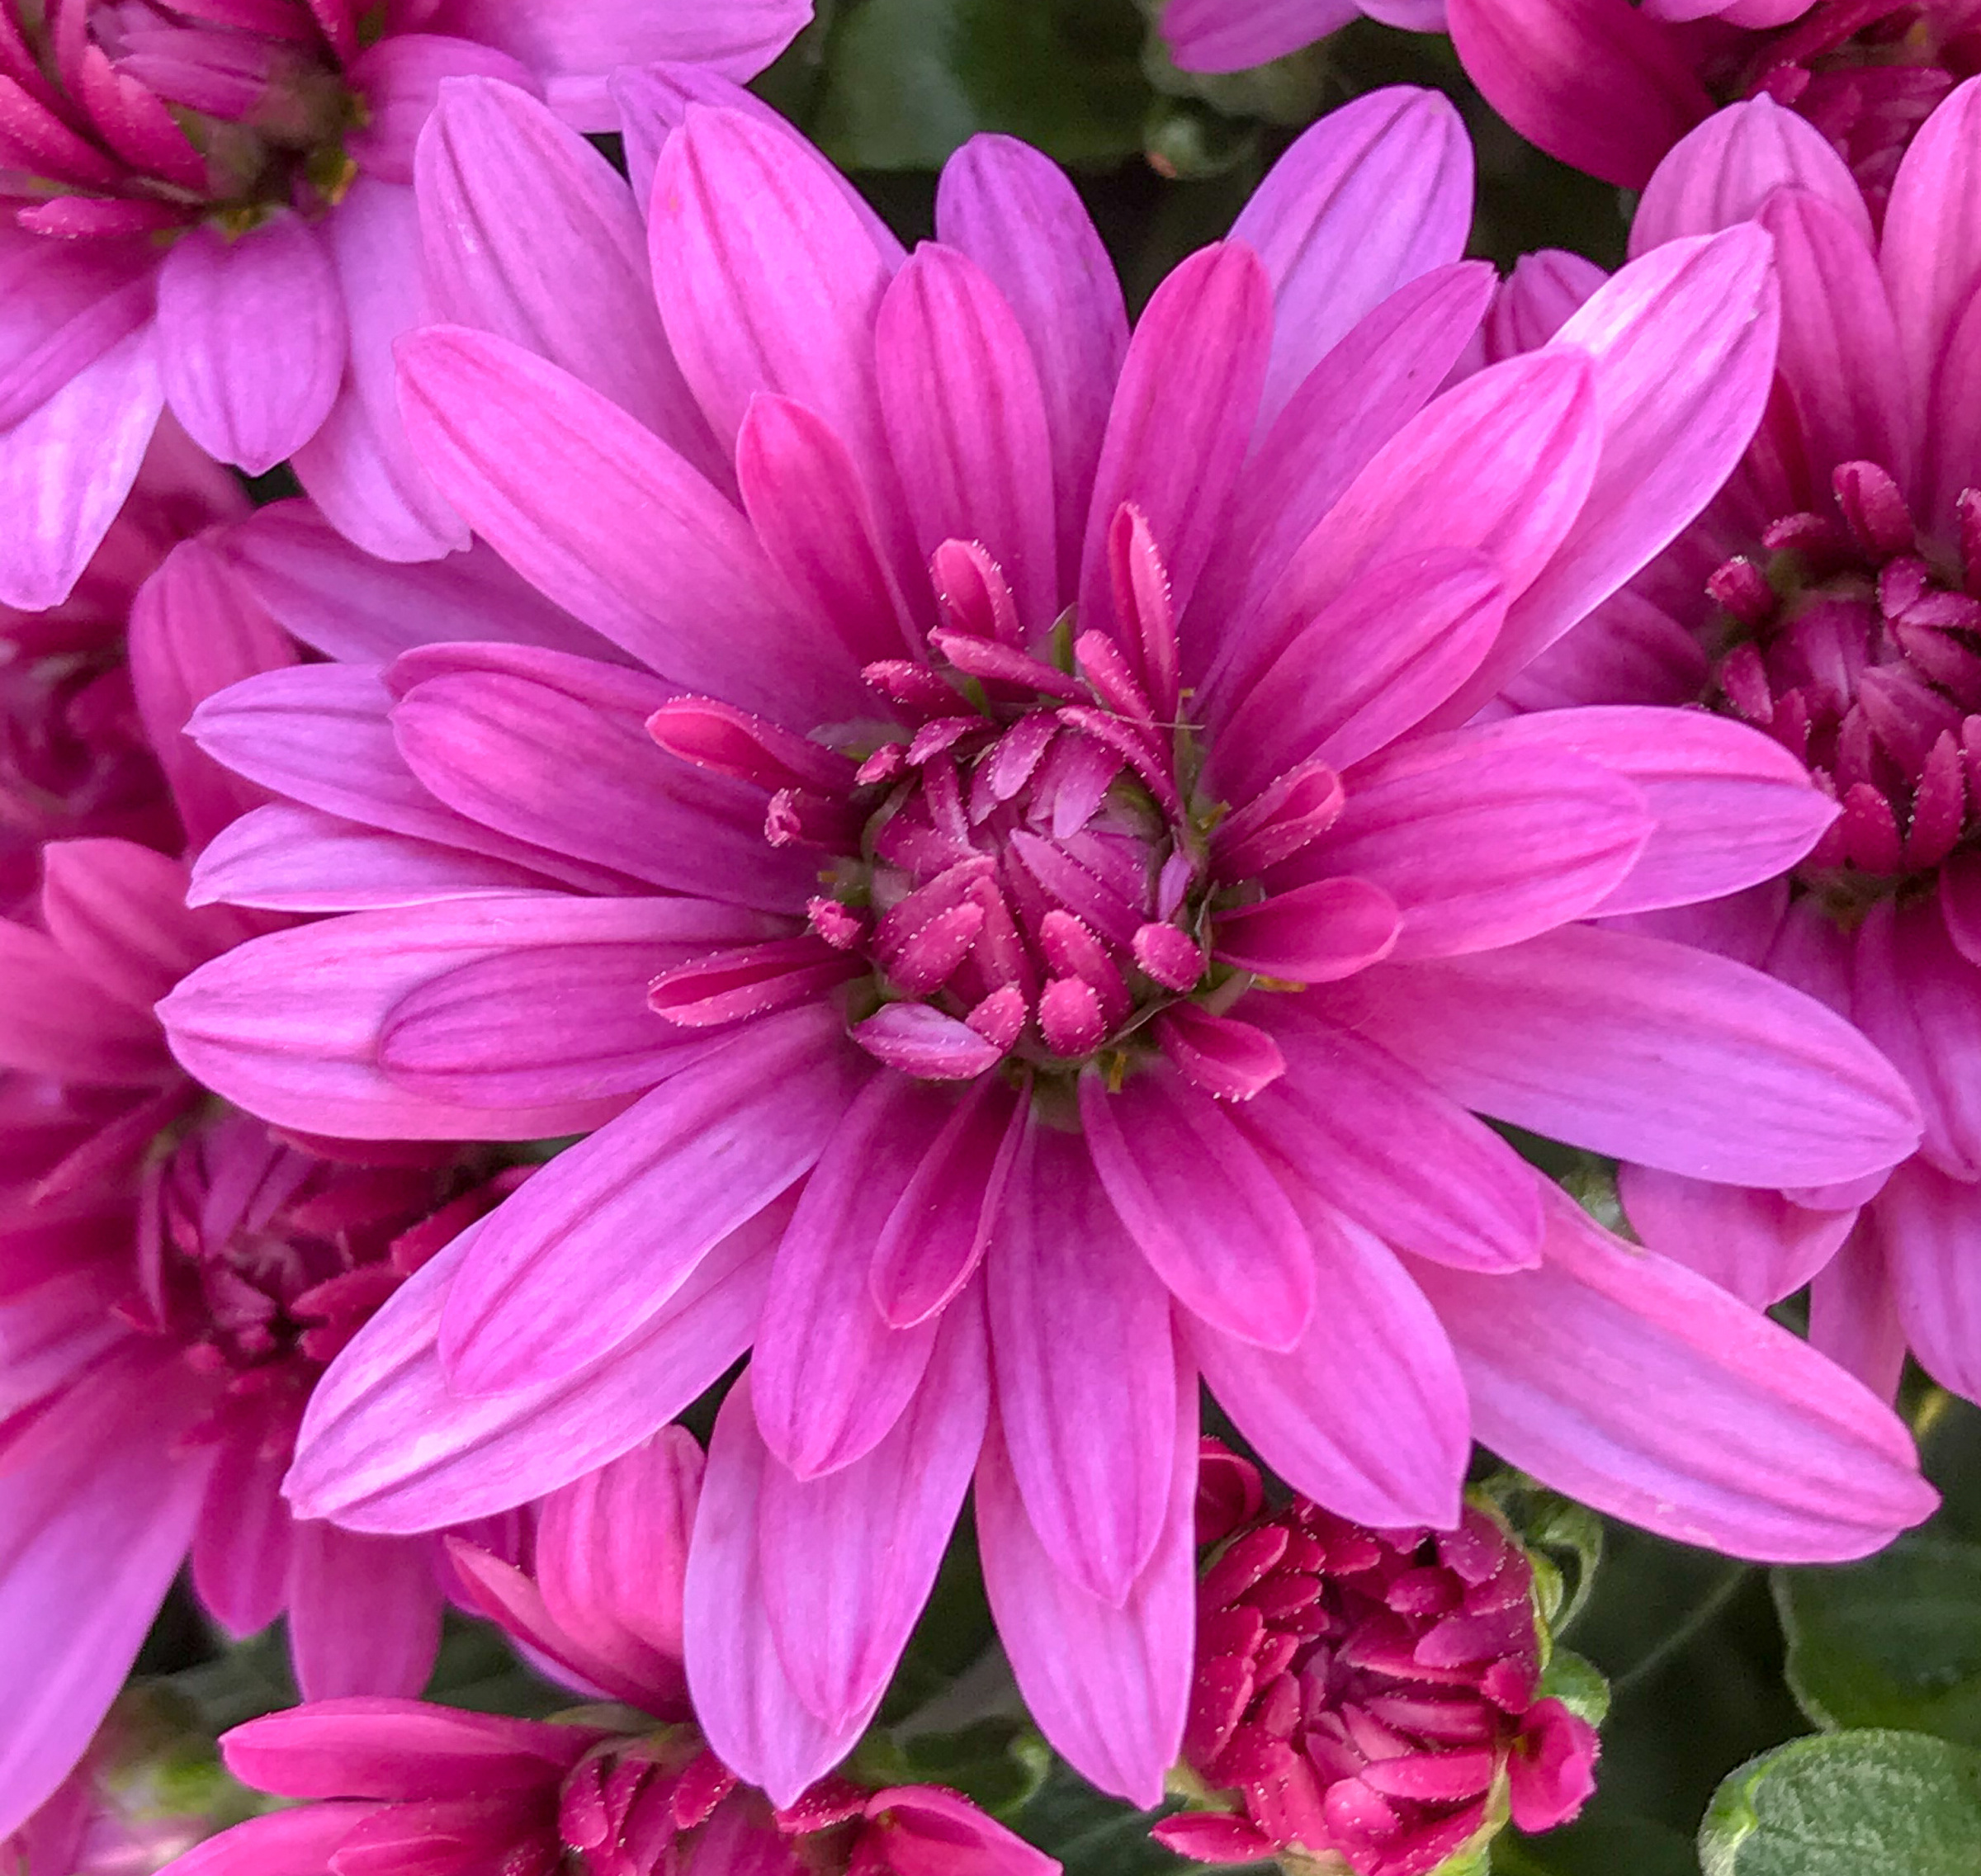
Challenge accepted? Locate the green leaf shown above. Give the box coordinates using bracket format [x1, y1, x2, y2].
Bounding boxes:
[1774, 1535, 1981, 1746]
[1700, 1729, 1981, 1874]
[807, 0, 1150, 171]
[1537, 1648, 1610, 1731]
[853, 1719, 1049, 1817]
[1009, 1760, 1252, 1876]
[1490, 1816, 1695, 1876]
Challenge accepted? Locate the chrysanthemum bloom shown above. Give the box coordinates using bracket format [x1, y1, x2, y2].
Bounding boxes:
[166, 1432, 1057, 1876]
[163, 73, 1939, 1808]
[0, 421, 242, 905]
[1449, 0, 1981, 206]
[0, 2, 812, 607]
[0, 539, 551, 1841]
[1156, 1446, 1596, 1874]
[1498, 83, 1981, 1408]
[1160, 0, 1444, 74]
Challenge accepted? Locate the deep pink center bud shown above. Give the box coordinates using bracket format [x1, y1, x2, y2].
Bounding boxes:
[553, 1734, 744, 1876]
[1706, 465, 1981, 907]
[138, 1112, 498, 1447]
[2, 0, 370, 238]
[648, 514, 1361, 1097]
[1711, 1, 1981, 213]
[1161, 1481, 1597, 1876]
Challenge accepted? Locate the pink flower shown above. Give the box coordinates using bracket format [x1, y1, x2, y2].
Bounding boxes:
[1161, 0, 1445, 74]
[0, 421, 242, 905]
[164, 1433, 1056, 1876]
[1499, 82, 1981, 1411]
[0, 532, 549, 1841]
[1156, 1444, 1596, 1875]
[0, 1, 812, 609]
[160, 75, 1936, 1809]
[1449, 0, 1981, 208]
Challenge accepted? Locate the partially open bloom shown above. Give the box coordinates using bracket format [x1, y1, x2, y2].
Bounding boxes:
[0, 534, 543, 1840]
[164, 1433, 1056, 1876]
[1160, 0, 1445, 73]
[161, 75, 1936, 1809]
[1500, 83, 1981, 1407]
[1156, 1447, 1596, 1874]
[1450, 0, 1981, 205]
[0, 1, 811, 606]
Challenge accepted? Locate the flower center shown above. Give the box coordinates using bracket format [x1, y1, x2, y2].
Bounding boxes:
[1706, 463, 1981, 913]
[1715, 0, 1981, 215]
[4, 1, 368, 239]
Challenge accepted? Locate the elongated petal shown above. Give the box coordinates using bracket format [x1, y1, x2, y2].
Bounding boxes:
[1444, 228, 1780, 714]
[1077, 243, 1272, 642]
[759, 1294, 989, 1730]
[877, 243, 1059, 626]
[439, 1006, 864, 1393]
[150, 1806, 377, 1876]
[0, 1354, 212, 1839]
[976, 1359, 1194, 1807]
[1211, 877, 1402, 984]
[684, 1378, 870, 1807]
[397, 325, 858, 723]
[1297, 733, 1651, 961]
[1468, 707, 1837, 915]
[1882, 75, 1981, 432]
[1187, 1196, 1468, 1529]
[1163, 0, 1359, 71]
[749, 1075, 950, 1478]
[1447, 0, 1710, 190]
[1248, 1009, 1546, 1272]
[1334, 924, 1922, 1186]
[0, 325, 159, 611]
[1409, 1189, 1936, 1560]
[1079, 1063, 1315, 1349]
[986, 1122, 1177, 1604]
[0, 919, 173, 1085]
[38, 839, 226, 1012]
[1618, 1163, 1856, 1307]
[415, 77, 722, 465]
[1869, 1160, 1981, 1402]
[159, 898, 700, 1140]
[1233, 88, 1473, 428]
[934, 135, 1128, 581]
[286, 1209, 780, 1532]
[1630, 95, 1870, 256]
[156, 220, 343, 475]
[532, 1428, 702, 1712]
[191, 1436, 293, 1641]
[286, 1524, 442, 1699]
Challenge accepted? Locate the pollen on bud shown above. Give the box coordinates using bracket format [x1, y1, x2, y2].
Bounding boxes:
[1157, 1444, 1600, 1876]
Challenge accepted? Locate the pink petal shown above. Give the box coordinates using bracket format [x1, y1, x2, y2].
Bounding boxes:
[1808, 1222, 1908, 1402]
[286, 1524, 442, 1699]
[749, 1075, 953, 1478]
[877, 243, 1059, 628]
[438, 1006, 865, 1393]
[344, 34, 538, 184]
[286, 1209, 781, 1533]
[395, 325, 858, 723]
[0, 325, 160, 612]
[1409, 1188, 1937, 1561]
[415, 76, 723, 478]
[1162, 0, 1359, 71]
[1232, 87, 1473, 428]
[986, 1122, 1177, 1604]
[759, 1294, 989, 1730]
[1186, 1196, 1469, 1528]
[1335, 924, 1922, 1186]
[289, 178, 468, 563]
[1630, 95, 1871, 256]
[1294, 731, 1651, 961]
[1248, 1007, 1545, 1273]
[1079, 1062, 1317, 1349]
[975, 1359, 1195, 1807]
[0, 1354, 214, 1839]
[155, 220, 343, 475]
[1076, 243, 1273, 644]
[149, 1805, 378, 1876]
[934, 135, 1128, 583]
[192, 1434, 294, 1640]
[0, 918, 173, 1086]
[158, 897, 695, 1140]
[1446, 0, 1711, 190]
[1211, 877, 1402, 983]
[684, 1378, 870, 1807]
[37, 838, 227, 1011]
[1872, 1156, 1981, 1403]
[0, 229, 153, 435]
[1619, 1162, 1857, 1308]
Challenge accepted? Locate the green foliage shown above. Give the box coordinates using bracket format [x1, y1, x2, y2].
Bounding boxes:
[1700, 1730, 1981, 1874]
[1007, 1760, 1252, 1875]
[1491, 1817, 1695, 1876]
[1774, 1535, 1981, 1746]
